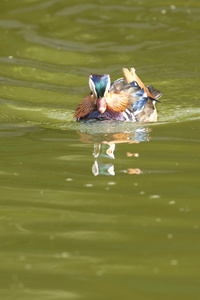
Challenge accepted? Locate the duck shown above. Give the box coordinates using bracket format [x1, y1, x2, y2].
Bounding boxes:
[74, 67, 163, 122]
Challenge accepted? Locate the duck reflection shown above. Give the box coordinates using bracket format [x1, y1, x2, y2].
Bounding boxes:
[78, 127, 150, 176]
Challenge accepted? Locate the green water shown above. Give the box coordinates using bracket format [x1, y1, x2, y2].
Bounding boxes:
[0, 1, 200, 299]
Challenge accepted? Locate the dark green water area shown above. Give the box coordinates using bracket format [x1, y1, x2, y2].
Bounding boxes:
[0, 0, 200, 299]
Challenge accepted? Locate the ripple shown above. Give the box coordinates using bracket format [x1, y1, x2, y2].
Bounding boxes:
[56, 4, 142, 16]
[59, 230, 127, 241]
[8, 0, 61, 14]
[0, 20, 37, 29]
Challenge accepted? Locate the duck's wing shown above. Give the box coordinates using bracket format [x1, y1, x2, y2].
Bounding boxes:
[123, 67, 162, 100]
[109, 77, 127, 92]
[107, 76, 138, 113]
[136, 98, 158, 122]
[108, 68, 160, 122]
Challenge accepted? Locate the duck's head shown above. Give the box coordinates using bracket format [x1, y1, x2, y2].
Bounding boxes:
[89, 74, 111, 113]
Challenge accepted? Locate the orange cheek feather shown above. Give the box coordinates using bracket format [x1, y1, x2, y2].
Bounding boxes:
[97, 97, 107, 113]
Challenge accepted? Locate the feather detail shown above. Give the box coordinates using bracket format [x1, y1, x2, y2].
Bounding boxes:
[123, 68, 134, 83]
[136, 98, 157, 122]
[146, 85, 163, 100]
[74, 94, 96, 119]
[123, 68, 156, 100]
[106, 92, 131, 112]
[74, 67, 162, 122]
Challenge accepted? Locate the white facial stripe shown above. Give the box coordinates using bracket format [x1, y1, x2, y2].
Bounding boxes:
[89, 77, 97, 98]
[104, 75, 111, 95]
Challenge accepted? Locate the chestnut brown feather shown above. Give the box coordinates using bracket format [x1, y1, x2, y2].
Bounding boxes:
[74, 95, 95, 119]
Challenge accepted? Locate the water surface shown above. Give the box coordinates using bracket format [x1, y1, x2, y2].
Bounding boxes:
[0, 1, 200, 299]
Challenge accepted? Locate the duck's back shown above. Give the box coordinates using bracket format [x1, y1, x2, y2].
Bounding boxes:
[108, 77, 162, 122]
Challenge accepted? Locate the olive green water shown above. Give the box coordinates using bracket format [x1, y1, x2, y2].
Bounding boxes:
[0, 1, 200, 299]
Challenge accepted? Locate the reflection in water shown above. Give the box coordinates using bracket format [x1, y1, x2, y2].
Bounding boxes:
[78, 127, 150, 176]
[93, 143, 115, 159]
[92, 160, 115, 176]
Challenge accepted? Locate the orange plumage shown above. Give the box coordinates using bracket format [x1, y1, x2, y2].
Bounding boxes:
[74, 68, 162, 122]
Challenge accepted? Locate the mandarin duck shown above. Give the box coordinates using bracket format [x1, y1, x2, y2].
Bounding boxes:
[74, 68, 163, 122]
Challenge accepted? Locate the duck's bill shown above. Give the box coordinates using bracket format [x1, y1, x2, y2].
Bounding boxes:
[97, 97, 107, 114]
